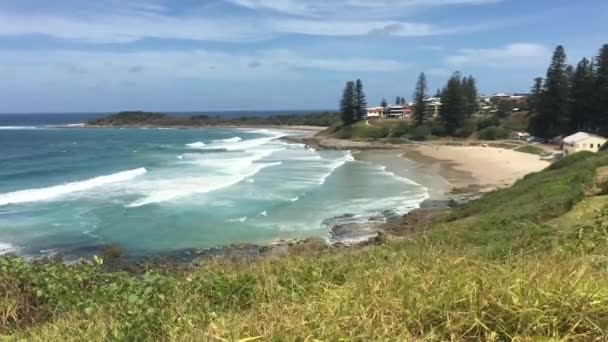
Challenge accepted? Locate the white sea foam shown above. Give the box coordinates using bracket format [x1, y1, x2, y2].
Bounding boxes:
[186, 141, 206, 148]
[0, 168, 148, 206]
[126, 162, 282, 208]
[216, 137, 242, 143]
[0, 242, 17, 255]
[0, 126, 38, 130]
[227, 216, 248, 223]
[260, 211, 268, 217]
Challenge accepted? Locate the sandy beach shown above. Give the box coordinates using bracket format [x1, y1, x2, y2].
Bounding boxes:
[404, 145, 551, 191]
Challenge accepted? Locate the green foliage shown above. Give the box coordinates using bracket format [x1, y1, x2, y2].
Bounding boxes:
[476, 115, 500, 130]
[453, 118, 476, 138]
[413, 72, 428, 126]
[408, 125, 431, 141]
[478, 126, 510, 140]
[529, 45, 571, 138]
[496, 100, 514, 118]
[439, 72, 468, 134]
[340, 81, 357, 125]
[514, 145, 546, 155]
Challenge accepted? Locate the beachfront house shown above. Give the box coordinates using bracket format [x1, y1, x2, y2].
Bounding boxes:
[562, 132, 607, 155]
[365, 107, 384, 119]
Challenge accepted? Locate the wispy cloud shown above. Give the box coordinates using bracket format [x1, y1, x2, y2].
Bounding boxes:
[0, 48, 409, 86]
[229, 0, 502, 18]
[445, 43, 551, 69]
[0, 0, 507, 43]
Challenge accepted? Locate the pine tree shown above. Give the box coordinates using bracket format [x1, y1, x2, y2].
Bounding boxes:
[434, 88, 442, 98]
[595, 44, 608, 134]
[439, 72, 467, 135]
[381, 98, 388, 109]
[340, 81, 357, 125]
[529, 77, 544, 113]
[400, 97, 406, 106]
[413, 72, 428, 126]
[529, 45, 571, 138]
[395, 96, 401, 105]
[569, 57, 595, 131]
[354, 79, 368, 121]
[462, 75, 479, 116]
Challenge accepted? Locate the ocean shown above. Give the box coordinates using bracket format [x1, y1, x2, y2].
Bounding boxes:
[0, 114, 428, 258]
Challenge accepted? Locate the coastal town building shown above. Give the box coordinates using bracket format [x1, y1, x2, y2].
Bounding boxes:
[562, 132, 607, 155]
[424, 97, 442, 118]
[365, 107, 384, 118]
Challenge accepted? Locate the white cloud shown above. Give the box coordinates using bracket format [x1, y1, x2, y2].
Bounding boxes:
[0, 0, 505, 43]
[445, 43, 551, 68]
[229, 0, 502, 18]
[0, 48, 409, 86]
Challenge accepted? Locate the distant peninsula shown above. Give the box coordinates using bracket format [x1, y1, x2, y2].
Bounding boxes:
[87, 111, 340, 128]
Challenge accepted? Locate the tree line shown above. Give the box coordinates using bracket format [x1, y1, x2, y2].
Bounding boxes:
[411, 72, 478, 135]
[529, 44, 608, 138]
[339, 72, 479, 136]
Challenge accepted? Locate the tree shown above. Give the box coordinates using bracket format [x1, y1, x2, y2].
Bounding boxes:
[395, 96, 401, 105]
[462, 75, 479, 116]
[569, 57, 595, 131]
[381, 98, 388, 109]
[529, 77, 544, 113]
[400, 97, 406, 106]
[340, 81, 357, 125]
[434, 88, 442, 98]
[354, 79, 368, 121]
[496, 100, 514, 118]
[595, 44, 608, 134]
[439, 72, 467, 135]
[413, 72, 428, 126]
[529, 45, 571, 138]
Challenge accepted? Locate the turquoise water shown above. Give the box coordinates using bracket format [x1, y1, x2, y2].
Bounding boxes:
[0, 127, 428, 258]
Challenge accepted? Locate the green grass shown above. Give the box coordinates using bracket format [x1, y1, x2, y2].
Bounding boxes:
[515, 145, 546, 155]
[3, 151, 608, 340]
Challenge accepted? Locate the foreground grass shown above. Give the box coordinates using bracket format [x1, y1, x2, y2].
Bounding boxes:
[3, 151, 608, 340]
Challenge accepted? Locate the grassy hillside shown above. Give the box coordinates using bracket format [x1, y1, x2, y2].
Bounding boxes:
[3, 151, 608, 340]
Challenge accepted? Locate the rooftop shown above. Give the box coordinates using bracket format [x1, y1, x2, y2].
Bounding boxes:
[563, 132, 606, 143]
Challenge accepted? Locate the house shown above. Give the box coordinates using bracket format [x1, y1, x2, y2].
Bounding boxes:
[386, 105, 405, 119]
[562, 132, 607, 155]
[424, 98, 442, 118]
[365, 107, 384, 119]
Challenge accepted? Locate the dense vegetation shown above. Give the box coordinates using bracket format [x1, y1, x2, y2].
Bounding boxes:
[3, 151, 608, 340]
[529, 43, 608, 138]
[88, 111, 341, 127]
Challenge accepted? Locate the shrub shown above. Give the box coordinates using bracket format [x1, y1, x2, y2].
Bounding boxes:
[390, 122, 412, 137]
[429, 121, 447, 136]
[409, 126, 431, 141]
[453, 119, 476, 138]
[476, 115, 500, 130]
[478, 126, 510, 140]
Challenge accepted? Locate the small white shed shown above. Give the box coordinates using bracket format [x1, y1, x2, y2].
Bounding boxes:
[562, 132, 607, 155]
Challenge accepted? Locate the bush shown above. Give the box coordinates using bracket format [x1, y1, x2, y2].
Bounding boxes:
[408, 125, 431, 141]
[476, 115, 500, 130]
[453, 119, 476, 138]
[429, 121, 447, 136]
[390, 122, 412, 137]
[478, 126, 510, 140]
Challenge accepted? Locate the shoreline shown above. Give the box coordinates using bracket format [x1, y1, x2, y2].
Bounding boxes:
[6, 128, 551, 265]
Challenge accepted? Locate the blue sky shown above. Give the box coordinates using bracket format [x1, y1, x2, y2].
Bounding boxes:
[0, 0, 607, 113]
